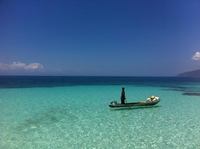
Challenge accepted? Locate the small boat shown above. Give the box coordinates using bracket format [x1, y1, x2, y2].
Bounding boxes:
[109, 96, 160, 108]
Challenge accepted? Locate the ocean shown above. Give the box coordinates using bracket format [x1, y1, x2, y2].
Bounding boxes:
[1, 76, 200, 149]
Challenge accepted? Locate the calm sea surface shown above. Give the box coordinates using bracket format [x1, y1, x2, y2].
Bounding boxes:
[1, 76, 200, 149]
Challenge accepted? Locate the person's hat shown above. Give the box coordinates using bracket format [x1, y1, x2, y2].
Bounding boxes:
[151, 95, 155, 99]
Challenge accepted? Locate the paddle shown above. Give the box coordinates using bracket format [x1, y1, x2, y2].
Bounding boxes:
[125, 99, 127, 104]
[125, 99, 131, 108]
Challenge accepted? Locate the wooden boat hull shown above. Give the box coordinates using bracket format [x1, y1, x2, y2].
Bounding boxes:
[109, 97, 160, 108]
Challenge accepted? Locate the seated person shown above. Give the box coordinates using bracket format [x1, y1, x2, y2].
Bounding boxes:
[147, 95, 155, 102]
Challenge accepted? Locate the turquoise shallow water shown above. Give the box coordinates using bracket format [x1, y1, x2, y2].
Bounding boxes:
[1, 77, 200, 148]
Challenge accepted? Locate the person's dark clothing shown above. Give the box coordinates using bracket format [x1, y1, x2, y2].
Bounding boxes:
[121, 88, 126, 104]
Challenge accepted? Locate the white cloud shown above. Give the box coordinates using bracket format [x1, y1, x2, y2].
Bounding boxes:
[24, 63, 44, 70]
[0, 62, 44, 70]
[192, 52, 200, 60]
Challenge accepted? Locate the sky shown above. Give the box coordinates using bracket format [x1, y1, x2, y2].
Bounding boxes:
[0, 0, 200, 76]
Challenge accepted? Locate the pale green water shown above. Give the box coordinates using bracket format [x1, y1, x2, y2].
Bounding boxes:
[1, 85, 200, 149]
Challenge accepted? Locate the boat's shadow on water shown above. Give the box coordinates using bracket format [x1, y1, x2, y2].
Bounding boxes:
[109, 105, 161, 111]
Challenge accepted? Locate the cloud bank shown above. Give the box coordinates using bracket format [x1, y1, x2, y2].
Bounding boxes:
[0, 62, 44, 71]
[192, 52, 200, 60]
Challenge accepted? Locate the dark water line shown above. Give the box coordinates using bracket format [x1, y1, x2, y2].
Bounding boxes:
[0, 76, 200, 89]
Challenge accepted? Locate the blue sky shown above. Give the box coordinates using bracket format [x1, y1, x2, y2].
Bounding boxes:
[1, 0, 200, 76]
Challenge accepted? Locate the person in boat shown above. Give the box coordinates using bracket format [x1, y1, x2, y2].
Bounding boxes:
[147, 95, 158, 102]
[150, 95, 155, 101]
[146, 95, 154, 102]
[121, 87, 126, 104]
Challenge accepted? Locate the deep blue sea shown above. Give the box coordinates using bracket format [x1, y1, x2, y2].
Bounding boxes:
[1, 76, 200, 149]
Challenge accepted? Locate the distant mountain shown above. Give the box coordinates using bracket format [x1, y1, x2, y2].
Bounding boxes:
[177, 69, 200, 77]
